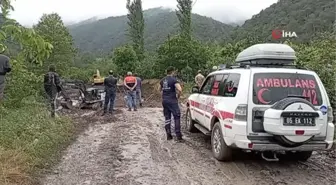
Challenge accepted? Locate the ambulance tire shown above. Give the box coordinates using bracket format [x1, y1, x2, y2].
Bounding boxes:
[270, 97, 316, 147]
[211, 122, 233, 161]
[186, 108, 197, 132]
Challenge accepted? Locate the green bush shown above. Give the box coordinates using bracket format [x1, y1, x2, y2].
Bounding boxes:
[0, 104, 74, 184]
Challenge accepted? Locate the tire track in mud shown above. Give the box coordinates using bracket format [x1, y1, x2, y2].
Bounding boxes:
[116, 108, 249, 185]
[41, 107, 336, 185]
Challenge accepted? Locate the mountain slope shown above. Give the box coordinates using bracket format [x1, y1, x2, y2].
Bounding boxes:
[69, 8, 234, 54]
[230, 0, 335, 42]
[67, 17, 99, 27]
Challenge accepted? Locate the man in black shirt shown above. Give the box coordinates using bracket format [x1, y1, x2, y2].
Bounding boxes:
[102, 70, 118, 115]
[0, 54, 11, 102]
[44, 65, 61, 117]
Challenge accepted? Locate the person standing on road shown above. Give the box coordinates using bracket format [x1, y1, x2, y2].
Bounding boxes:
[0, 54, 11, 103]
[124, 72, 137, 111]
[160, 66, 183, 141]
[134, 73, 143, 107]
[44, 65, 61, 117]
[110, 74, 121, 111]
[195, 70, 205, 88]
[102, 70, 118, 116]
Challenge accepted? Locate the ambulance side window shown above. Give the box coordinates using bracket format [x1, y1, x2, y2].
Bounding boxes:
[218, 74, 229, 96]
[222, 73, 240, 97]
[211, 74, 224, 96]
[200, 76, 215, 95]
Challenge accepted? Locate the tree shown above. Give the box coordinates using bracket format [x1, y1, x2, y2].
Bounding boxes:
[113, 45, 138, 76]
[230, 0, 334, 43]
[34, 13, 76, 75]
[0, 0, 53, 106]
[126, 0, 145, 61]
[288, 33, 336, 108]
[176, 0, 193, 40]
[135, 53, 160, 79]
[157, 35, 211, 81]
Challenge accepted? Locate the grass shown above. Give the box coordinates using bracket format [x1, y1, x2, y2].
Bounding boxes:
[0, 103, 74, 185]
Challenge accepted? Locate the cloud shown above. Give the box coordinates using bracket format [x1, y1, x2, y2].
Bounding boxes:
[10, 0, 277, 25]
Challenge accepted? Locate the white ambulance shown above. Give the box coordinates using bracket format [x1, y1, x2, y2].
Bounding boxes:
[186, 43, 334, 162]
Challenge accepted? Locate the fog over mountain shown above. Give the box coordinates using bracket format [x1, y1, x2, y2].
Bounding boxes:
[11, 0, 277, 25]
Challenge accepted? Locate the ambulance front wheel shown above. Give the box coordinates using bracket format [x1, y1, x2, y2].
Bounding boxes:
[185, 108, 197, 132]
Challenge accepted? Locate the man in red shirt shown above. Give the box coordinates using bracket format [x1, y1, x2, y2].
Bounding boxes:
[124, 71, 138, 111]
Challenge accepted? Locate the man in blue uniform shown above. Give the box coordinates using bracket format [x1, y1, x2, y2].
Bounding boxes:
[102, 70, 117, 115]
[160, 66, 183, 141]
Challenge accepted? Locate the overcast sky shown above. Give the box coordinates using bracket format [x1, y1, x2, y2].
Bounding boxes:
[10, 0, 278, 26]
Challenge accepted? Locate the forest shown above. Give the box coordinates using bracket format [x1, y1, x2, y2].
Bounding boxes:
[0, 0, 335, 184]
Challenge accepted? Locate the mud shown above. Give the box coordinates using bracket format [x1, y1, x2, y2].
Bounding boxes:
[41, 104, 336, 185]
[141, 79, 162, 107]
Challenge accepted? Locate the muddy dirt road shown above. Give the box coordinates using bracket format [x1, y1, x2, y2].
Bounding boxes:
[41, 106, 336, 185]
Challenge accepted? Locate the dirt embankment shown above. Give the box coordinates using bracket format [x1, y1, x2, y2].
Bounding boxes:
[141, 79, 190, 106]
[39, 79, 336, 185]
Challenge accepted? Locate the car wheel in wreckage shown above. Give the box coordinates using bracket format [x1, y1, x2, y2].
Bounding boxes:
[78, 89, 86, 109]
[92, 101, 102, 110]
[55, 92, 74, 110]
[262, 97, 321, 148]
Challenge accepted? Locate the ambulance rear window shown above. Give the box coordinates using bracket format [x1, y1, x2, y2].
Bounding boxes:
[252, 73, 322, 105]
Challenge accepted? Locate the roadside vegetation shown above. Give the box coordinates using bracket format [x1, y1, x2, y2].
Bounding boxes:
[0, 1, 75, 184]
[0, 0, 335, 184]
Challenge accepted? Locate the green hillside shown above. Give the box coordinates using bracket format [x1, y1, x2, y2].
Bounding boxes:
[230, 0, 335, 42]
[69, 8, 234, 54]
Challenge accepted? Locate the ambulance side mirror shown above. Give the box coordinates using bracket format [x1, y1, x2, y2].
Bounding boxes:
[191, 86, 199, 93]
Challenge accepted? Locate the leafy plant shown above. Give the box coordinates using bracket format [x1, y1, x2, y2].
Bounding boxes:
[113, 45, 138, 76]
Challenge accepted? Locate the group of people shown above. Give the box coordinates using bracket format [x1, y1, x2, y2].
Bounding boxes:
[104, 67, 185, 142]
[105, 67, 205, 142]
[1, 54, 201, 142]
[43, 65, 204, 142]
[102, 70, 142, 116]
[42, 65, 145, 117]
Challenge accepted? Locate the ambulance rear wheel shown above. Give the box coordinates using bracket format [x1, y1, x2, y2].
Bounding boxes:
[211, 122, 232, 161]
